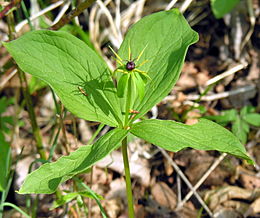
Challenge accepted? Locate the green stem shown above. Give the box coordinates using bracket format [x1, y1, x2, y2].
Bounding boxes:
[0, 170, 13, 218]
[2, 202, 30, 218]
[121, 75, 135, 217]
[87, 123, 105, 145]
[21, 0, 34, 30]
[18, 70, 47, 160]
[124, 78, 132, 126]
[122, 137, 134, 218]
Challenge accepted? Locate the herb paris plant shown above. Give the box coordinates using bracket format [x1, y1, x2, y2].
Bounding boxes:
[3, 9, 253, 217]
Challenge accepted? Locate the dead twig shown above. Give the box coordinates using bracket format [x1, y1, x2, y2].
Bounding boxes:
[96, 0, 122, 45]
[240, 0, 256, 51]
[165, 0, 178, 11]
[158, 147, 214, 217]
[52, 1, 71, 25]
[15, 0, 65, 32]
[187, 84, 256, 102]
[0, 68, 17, 91]
[180, 0, 193, 13]
[50, 0, 97, 31]
[206, 63, 248, 86]
[176, 153, 227, 209]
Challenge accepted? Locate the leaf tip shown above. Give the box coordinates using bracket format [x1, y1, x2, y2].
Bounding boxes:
[167, 8, 181, 15]
[16, 188, 25, 194]
[1, 41, 8, 47]
[247, 158, 255, 165]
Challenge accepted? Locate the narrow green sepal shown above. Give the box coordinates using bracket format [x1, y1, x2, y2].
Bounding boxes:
[117, 73, 130, 98]
[133, 72, 145, 101]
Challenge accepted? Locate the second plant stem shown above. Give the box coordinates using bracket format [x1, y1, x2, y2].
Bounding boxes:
[122, 137, 135, 218]
[122, 77, 135, 217]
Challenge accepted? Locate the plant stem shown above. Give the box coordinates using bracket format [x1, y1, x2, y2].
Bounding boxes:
[2, 202, 30, 218]
[21, 0, 34, 30]
[124, 78, 132, 126]
[18, 70, 47, 160]
[122, 75, 134, 217]
[87, 123, 105, 145]
[122, 137, 134, 218]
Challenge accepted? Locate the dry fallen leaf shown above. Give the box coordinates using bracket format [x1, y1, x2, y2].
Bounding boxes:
[151, 182, 177, 210]
[204, 186, 260, 211]
[244, 197, 260, 217]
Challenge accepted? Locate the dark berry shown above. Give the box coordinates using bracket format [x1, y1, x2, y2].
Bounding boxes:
[126, 61, 135, 70]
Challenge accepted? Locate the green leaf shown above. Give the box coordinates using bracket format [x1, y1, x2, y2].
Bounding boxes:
[74, 177, 107, 218]
[3, 30, 122, 127]
[117, 73, 130, 98]
[29, 76, 47, 94]
[18, 128, 128, 194]
[243, 113, 260, 127]
[117, 9, 198, 121]
[130, 119, 253, 164]
[0, 132, 11, 191]
[210, 0, 240, 19]
[0, 97, 13, 114]
[52, 192, 82, 209]
[1, 116, 13, 134]
[52, 190, 102, 209]
[232, 115, 248, 144]
[205, 109, 237, 125]
[240, 105, 255, 116]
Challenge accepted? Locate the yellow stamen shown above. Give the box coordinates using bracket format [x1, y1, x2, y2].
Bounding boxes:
[128, 44, 131, 60]
[113, 69, 127, 76]
[109, 45, 123, 63]
[112, 56, 124, 66]
[136, 44, 148, 62]
[117, 69, 126, 73]
[134, 69, 147, 74]
[137, 59, 149, 67]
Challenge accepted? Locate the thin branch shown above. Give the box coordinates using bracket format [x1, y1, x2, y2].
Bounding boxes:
[115, 0, 123, 43]
[96, 0, 121, 44]
[158, 147, 214, 217]
[0, 0, 22, 19]
[177, 174, 182, 205]
[187, 84, 256, 102]
[0, 68, 17, 91]
[52, 1, 71, 25]
[165, 0, 178, 11]
[206, 63, 248, 86]
[240, 0, 256, 51]
[50, 0, 97, 30]
[15, 0, 65, 32]
[177, 153, 227, 209]
[180, 0, 193, 13]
